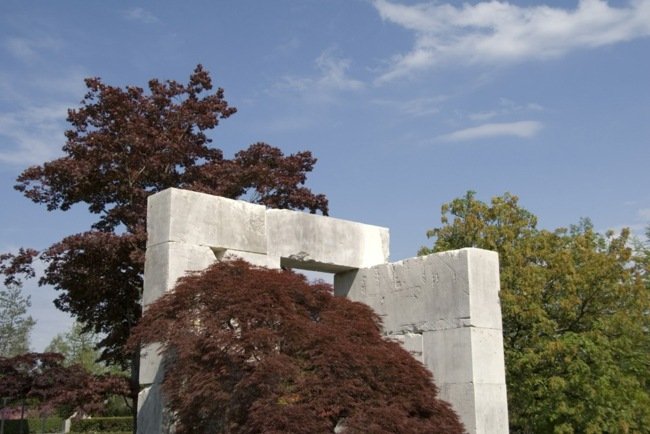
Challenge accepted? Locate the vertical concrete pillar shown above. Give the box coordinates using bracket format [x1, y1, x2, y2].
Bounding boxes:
[138, 189, 280, 433]
[335, 248, 509, 434]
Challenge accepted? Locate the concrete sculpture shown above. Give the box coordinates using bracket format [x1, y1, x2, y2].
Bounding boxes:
[139, 188, 509, 433]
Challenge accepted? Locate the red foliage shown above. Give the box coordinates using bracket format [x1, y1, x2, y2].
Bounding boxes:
[0, 353, 129, 416]
[129, 260, 465, 434]
[0, 249, 38, 287]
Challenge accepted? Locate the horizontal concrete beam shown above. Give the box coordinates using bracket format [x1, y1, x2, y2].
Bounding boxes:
[146, 188, 389, 270]
[267, 208, 389, 271]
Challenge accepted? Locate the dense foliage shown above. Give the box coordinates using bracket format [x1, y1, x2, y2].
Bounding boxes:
[0, 352, 129, 419]
[129, 260, 465, 434]
[70, 416, 133, 433]
[420, 192, 650, 433]
[0, 250, 37, 357]
[8, 65, 329, 429]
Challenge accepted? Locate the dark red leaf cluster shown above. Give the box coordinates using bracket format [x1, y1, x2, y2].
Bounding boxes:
[38, 232, 143, 364]
[0, 352, 129, 416]
[0, 249, 38, 287]
[129, 260, 465, 434]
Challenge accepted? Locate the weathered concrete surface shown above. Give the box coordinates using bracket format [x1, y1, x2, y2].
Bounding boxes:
[147, 188, 267, 253]
[267, 209, 390, 271]
[334, 248, 509, 434]
[140, 189, 508, 434]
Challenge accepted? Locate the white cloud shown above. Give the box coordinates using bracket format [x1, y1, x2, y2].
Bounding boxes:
[314, 50, 365, 91]
[438, 120, 543, 141]
[0, 103, 69, 165]
[125, 7, 160, 24]
[0, 65, 87, 167]
[4, 36, 63, 62]
[276, 49, 364, 98]
[373, 95, 445, 117]
[468, 97, 544, 121]
[373, 0, 650, 81]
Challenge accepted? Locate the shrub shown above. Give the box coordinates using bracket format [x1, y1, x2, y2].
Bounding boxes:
[130, 260, 465, 434]
[69, 416, 132, 433]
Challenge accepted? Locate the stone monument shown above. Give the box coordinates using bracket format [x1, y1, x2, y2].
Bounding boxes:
[139, 188, 509, 433]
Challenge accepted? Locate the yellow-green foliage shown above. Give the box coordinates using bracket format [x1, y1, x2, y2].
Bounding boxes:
[421, 192, 650, 433]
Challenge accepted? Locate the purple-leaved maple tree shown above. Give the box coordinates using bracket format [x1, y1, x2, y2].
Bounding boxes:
[0, 352, 129, 424]
[129, 260, 465, 434]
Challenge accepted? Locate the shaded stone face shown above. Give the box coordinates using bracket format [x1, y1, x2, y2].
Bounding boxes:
[335, 250, 509, 434]
[139, 188, 508, 434]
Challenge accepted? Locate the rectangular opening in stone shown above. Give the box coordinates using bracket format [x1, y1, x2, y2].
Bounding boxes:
[295, 269, 335, 285]
[280, 257, 356, 274]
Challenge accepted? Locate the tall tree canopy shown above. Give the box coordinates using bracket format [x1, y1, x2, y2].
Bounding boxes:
[129, 260, 465, 434]
[9, 65, 329, 430]
[420, 192, 650, 433]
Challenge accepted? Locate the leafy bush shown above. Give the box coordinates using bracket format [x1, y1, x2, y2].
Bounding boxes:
[130, 260, 465, 434]
[69, 417, 132, 433]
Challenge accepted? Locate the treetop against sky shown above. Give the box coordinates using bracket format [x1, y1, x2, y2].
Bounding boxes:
[0, 0, 649, 350]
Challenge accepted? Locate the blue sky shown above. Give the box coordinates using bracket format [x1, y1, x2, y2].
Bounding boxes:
[1, 0, 649, 351]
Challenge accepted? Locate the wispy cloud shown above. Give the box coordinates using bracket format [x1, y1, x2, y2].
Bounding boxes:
[373, 95, 445, 117]
[0, 103, 69, 165]
[373, 0, 650, 81]
[275, 49, 364, 98]
[4, 36, 63, 62]
[124, 7, 160, 24]
[438, 120, 543, 142]
[468, 98, 543, 121]
[0, 69, 86, 166]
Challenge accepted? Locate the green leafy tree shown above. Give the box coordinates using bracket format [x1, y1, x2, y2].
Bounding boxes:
[0, 250, 37, 357]
[46, 322, 108, 374]
[0, 286, 35, 357]
[420, 192, 650, 433]
[8, 65, 329, 432]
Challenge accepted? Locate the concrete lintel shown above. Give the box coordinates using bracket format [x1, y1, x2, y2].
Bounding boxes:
[266, 208, 389, 270]
[147, 188, 267, 253]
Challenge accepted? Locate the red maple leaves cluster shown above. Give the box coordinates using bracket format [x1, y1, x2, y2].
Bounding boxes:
[0, 352, 129, 417]
[129, 260, 465, 434]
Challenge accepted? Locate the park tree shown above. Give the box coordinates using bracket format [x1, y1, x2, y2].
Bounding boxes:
[0, 250, 37, 357]
[8, 65, 329, 431]
[46, 322, 108, 375]
[128, 259, 465, 434]
[420, 192, 650, 433]
[0, 352, 130, 421]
